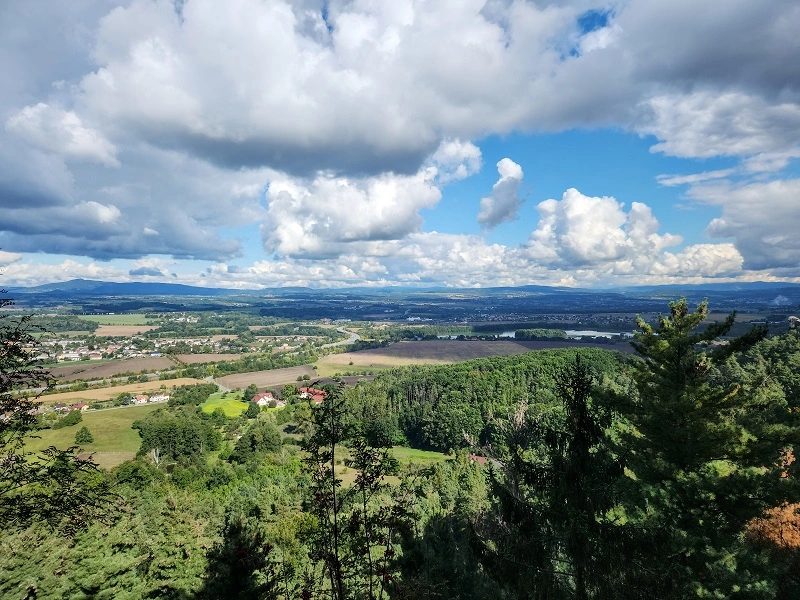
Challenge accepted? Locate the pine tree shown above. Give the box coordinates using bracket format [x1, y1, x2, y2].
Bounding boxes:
[625, 299, 795, 597]
[75, 426, 94, 445]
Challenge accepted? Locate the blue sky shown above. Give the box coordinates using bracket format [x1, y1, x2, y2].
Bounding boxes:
[0, 0, 798, 289]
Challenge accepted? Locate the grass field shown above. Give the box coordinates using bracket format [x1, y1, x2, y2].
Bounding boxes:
[391, 446, 450, 465]
[333, 446, 449, 486]
[36, 377, 204, 404]
[201, 391, 248, 417]
[24, 404, 161, 469]
[78, 314, 153, 325]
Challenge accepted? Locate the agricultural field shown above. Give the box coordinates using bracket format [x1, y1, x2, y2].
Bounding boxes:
[175, 353, 246, 364]
[49, 356, 177, 382]
[23, 404, 161, 469]
[95, 324, 160, 336]
[315, 339, 617, 376]
[217, 364, 317, 390]
[35, 378, 204, 405]
[77, 314, 154, 325]
[200, 391, 248, 417]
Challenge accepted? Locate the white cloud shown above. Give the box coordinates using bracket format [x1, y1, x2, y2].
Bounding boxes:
[478, 158, 525, 228]
[639, 91, 800, 159]
[652, 244, 743, 278]
[0, 259, 125, 288]
[0, 251, 22, 266]
[690, 179, 800, 271]
[5, 103, 119, 166]
[656, 169, 736, 187]
[429, 139, 482, 183]
[526, 188, 682, 268]
[261, 167, 442, 257]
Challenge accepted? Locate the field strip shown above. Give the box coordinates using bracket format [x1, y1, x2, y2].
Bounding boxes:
[217, 365, 316, 389]
[35, 377, 204, 404]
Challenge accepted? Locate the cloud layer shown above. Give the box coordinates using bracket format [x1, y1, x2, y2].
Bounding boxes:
[0, 0, 798, 286]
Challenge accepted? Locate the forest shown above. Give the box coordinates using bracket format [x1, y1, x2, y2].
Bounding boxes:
[2, 299, 800, 599]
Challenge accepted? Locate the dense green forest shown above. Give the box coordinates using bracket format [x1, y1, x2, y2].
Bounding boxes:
[3, 300, 800, 598]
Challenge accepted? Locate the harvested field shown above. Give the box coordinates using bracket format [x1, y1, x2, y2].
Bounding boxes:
[50, 356, 177, 381]
[316, 339, 634, 376]
[77, 314, 152, 325]
[217, 364, 316, 390]
[175, 353, 246, 364]
[36, 378, 204, 404]
[95, 324, 159, 336]
[210, 335, 236, 342]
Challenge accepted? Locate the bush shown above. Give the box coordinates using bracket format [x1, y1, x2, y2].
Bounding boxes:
[52, 410, 82, 429]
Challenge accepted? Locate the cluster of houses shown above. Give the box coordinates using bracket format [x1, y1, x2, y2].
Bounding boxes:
[43, 335, 243, 363]
[299, 387, 327, 404]
[251, 392, 285, 408]
[49, 402, 90, 413]
[44, 392, 170, 414]
[248, 387, 327, 408]
[131, 393, 170, 405]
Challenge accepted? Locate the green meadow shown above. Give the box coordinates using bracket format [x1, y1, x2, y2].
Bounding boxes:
[200, 391, 248, 417]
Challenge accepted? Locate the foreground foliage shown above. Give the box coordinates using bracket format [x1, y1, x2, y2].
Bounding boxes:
[2, 299, 800, 598]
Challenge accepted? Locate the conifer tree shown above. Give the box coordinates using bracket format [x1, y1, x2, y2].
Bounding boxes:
[625, 298, 795, 597]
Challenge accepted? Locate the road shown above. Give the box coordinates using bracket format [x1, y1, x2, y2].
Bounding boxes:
[321, 327, 361, 349]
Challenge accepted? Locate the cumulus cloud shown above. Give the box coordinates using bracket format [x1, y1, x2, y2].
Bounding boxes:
[639, 91, 800, 159]
[429, 139, 482, 183]
[690, 179, 800, 271]
[0, 259, 125, 288]
[5, 103, 119, 166]
[525, 188, 682, 268]
[261, 167, 442, 257]
[478, 159, 524, 228]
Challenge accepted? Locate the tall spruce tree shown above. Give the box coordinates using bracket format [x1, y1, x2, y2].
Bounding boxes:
[625, 299, 796, 598]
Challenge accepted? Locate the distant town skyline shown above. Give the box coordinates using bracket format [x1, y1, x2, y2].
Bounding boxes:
[1, 1, 798, 288]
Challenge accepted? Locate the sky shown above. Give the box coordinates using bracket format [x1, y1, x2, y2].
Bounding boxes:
[1, 0, 799, 289]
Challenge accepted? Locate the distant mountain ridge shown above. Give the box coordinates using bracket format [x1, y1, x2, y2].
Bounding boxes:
[6, 279, 241, 296]
[5, 278, 800, 298]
